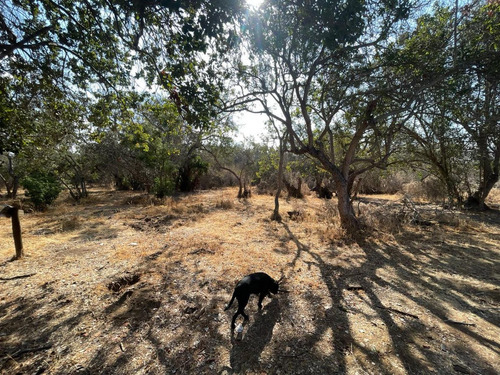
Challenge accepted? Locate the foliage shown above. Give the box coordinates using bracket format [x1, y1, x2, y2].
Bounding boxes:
[454, 0, 500, 208]
[0, 0, 245, 202]
[115, 0, 246, 129]
[228, 0, 418, 233]
[21, 172, 62, 210]
[0, 0, 133, 154]
[203, 137, 263, 198]
[390, 0, 500, 208]
[2, 0, 498, 222]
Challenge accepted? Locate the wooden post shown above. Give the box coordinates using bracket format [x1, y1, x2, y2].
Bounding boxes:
[1, 205, 24, 259]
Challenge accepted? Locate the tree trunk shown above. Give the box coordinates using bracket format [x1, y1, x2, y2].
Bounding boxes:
[3, 154, 19, 198]
[439, 172, 462, 206]
[0, 173, 12, 197]
[467, 173, 498, 210]
[466, 140, 499, 210]
[271, 141, 286, 222]
[311, 150, 360, 235]
[336, 182, 360, 236]
[11, 175, 19, 198]
[11, 206, 23, 259]
[237, 179, 244, 198]
[1, 205, 23, 259]
[80, 178, 88, 198]
[242, 179, 251, 198]
[351, 177, 362, 200]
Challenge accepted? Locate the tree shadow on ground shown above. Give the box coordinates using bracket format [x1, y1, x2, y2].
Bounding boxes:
[0, 284, 94, 374]
[222, 297, 281, 374]
[81, 261, 231, 375]
[274, 221, 499, 375]
[1, 209, 498, 375]
[279, 222, 353, 373]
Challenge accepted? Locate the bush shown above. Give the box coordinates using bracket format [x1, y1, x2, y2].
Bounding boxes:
[216, 198, 234, 209]
[403, 177, 447, 202]
[22, 172, 62, 210]
[359, 170, 406, 194]
[152, 177, 175, 198]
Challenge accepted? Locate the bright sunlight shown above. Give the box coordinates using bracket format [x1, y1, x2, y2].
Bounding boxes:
[246, 0, 265, 8]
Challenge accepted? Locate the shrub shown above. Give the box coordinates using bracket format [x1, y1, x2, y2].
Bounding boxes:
[22, 172, 62, 210]
[152, 176, 175, 198]
[61, 216, 82, 231]
[216, 199, 234, 209]
[403, 177, 447, 202]
[359, 170, 406, 194]
[359, 203, 404, 234]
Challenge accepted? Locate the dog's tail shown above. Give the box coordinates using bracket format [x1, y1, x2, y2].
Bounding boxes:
[224, 291, 236, 311]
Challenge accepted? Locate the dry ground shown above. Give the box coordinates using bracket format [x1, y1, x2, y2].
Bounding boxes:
[0, 188, 499, 375]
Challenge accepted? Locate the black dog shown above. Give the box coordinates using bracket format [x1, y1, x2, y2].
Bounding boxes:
[224, 272, 282, 330]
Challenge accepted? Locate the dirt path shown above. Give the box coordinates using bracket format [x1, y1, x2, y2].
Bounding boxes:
[1, 188, 499, 374]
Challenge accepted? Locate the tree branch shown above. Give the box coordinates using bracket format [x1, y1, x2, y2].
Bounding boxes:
[0, 26, 53, 60]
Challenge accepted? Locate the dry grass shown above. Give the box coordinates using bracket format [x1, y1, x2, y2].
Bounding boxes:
[0, 188, 499, 375]
[487, 188, 500, 209]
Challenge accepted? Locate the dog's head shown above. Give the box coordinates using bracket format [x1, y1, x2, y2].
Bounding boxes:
[271, 275, 285, 294]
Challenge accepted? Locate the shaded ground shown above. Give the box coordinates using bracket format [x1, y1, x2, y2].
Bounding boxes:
[0, 188, 499, 374]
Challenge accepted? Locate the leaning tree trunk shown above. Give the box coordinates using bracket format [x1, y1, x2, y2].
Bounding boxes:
[336, 181, 360, 236]
[466, 142, 499, 210]
[468, 173, 498, 210]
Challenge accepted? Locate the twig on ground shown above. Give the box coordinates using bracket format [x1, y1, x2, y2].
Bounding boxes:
[189, 248, 215, 255]
[444, 319, 476, 327]
[0, 273, 36, 281]
[10, 344, 52, 358]
[376, 305, 420, 320]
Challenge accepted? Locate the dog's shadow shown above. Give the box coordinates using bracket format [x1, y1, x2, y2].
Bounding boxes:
[225, 298, 281, 373]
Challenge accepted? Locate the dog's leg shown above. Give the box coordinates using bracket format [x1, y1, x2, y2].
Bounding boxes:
[232, 295, 249, 329]
[258, 292, 267, 310]
[231, 312, 239, 330]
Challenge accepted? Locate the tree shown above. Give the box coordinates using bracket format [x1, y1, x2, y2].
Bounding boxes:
[1, 0, 244, 183]
[455, 0, 500, 209]
[22, 171, 62, 210]
[0, 0, 136, 204]
[90, 95, 227, 196]
[0, 152, 18, 198]
[227, 0, 416, 235]
[402, 110, 471, 205]
[387, 5, 471, 203]
[0, 0, 133, 154]
[392, 1, 500, 209]
[271, 127, 288, 221]
[114, 0, 246, 129]
[204, 136, 261, 199]
[0, 81, 93, 198]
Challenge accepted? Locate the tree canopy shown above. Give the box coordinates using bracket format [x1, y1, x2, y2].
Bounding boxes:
[1, 0, 499, 234]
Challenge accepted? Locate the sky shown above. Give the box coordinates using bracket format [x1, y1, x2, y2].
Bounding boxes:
[246, 0, 265, 9]
[232, 0, 268, 141]
[132, 0, 269, 143]
[234, 112, 269, 141]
